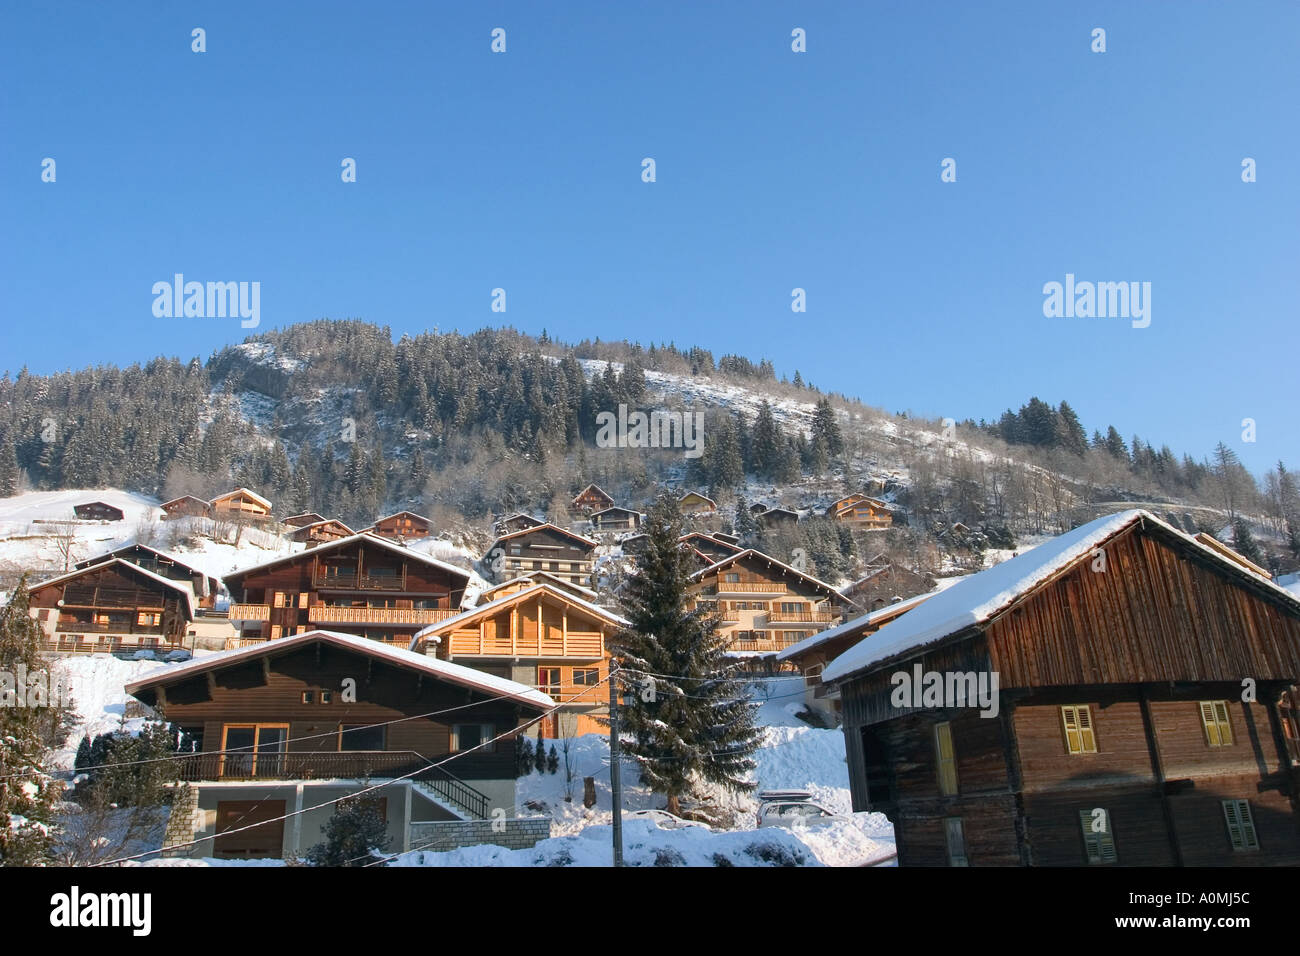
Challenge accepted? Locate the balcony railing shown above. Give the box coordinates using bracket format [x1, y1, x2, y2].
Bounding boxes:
[308, 606, 456, 626]
[313, 571, 407, 591]
[228, 604, 272, 621]
[171, 750, 491, 819]
[61, 584, 167, 609]
[45, 637, 183, 655]
[766, 610, 836, 623]
[714, 582, 786, 594]
[54, 620, 166, 635]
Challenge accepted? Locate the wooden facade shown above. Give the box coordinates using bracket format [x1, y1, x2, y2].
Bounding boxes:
[73, 501, 124, 521]
[487, 524, 596, 589]
[572, 483, 615, 514]
[590, 506, 641, 533]
[687, 549, 855, 659]
[494, 512, 545, 535]
[678, 532, 743, 565]
[841, 561, 936, 611]
[415, 583, 621, 738]
[161, 495, 211, 520]
[210, 487, 273, 519]
[282, 511, 327, 529]
[371, 511, 433, 540]
[678, 491, 717, 514]
[288, 519, 354, 544]
[830, 493, 892, 529]
[74, 543, 222, 610]
[224, 534, 470, 646]
[832, 513, 1300, 866]
[28, 559, 194, 654]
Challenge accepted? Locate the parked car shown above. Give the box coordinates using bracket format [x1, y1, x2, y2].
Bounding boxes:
[756, 800, 845, 829]
[626, 809, 711, 831]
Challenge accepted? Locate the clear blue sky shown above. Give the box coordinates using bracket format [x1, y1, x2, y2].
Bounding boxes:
[2, 1, 1296, 475]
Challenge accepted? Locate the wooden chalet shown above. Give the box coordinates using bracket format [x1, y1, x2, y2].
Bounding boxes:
[486, 524, 597, 589]
[494, 512, 546, 535]
[414, 582, 626, 738]
[288, 518, 354, 544]
[829, 493, 892, 529]
[777, 593, 935, 724]
[686, 549, 857, 662]
[841, 559, 936, 611]
[477, 570, 601, 605]
[161, 495, 211, 520]
[678, 532, 743, 565]
[823, 510, 1300, 867]
[371, 510, 433, 541]
[74, 542, 222, 610]
[223, 533, 471, 647]
[210, 487, 273, 520]
[590, 506, 642, 533]
[757, 507, 800, 528]
[73, 501, 124, 522]
[124, 630, 553, 859]
[572, 483, 615, 514]
[28, 559, 195, 655]
[282, 511, 327, 529]
[678, 491, 717, 514]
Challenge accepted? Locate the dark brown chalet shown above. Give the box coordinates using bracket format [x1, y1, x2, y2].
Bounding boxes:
[282, 511, 327, 529]
[371, 511, 433, 541]
[73, 501, 124, 522]
[494, 512, 546, 536]
[288, 518, 354, 544]
[124, 630, 553, 859]
[571, 483, 615, 514]
[678, 532, 743, 566]
[590, 506, 641, 533]
[223, 533, 470, 648]
[75, 543, 223, 610]
[823, 510, 1300, 867]
[486, 524, 596, 589]
[28, 559, 195, 654]
[841, 559, 936, 611]
[161, 495, 211, 520]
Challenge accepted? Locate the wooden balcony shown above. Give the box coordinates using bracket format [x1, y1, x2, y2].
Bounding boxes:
[62, 584, 166, 610]
[313, 570, 407, 591]
[228, 603, 272, 621]
[46, 636, 182, 655]
[766, 610, 836, 623]
[448, 631, 604, 659]
[308, 606, 456, 626]
[55, 619, 166, 635]
[714, 582, 787, 595]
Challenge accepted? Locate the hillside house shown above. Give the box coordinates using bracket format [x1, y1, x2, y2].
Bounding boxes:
[72, 501, 124, 522]
[29, 559, 195, 655]
[823, 510, 1300, 867]
[686, 549, 858, 663]
[282, 512, 327, 529]
[572, 484, 615, 514]
[210, 488, 274, 520]
[678, 532, 743, 565]
[678, 491, 717, 515]
[494, 512, 546, 536]
[371, 511, 433, 541]
[414, 582, 626, 738]
[75, 543, 223, 611]
[829, 493, 892, 530]
[485, 524, 597, 590]
[288, 519, 354, 545]
[223, 533, 470, 648]
[590, 506, 642, 533]
[841, 560, 937, 611]
[161, 496, 211, 520]
[756, 507, 800, 529]
[125, 631, 553, 859]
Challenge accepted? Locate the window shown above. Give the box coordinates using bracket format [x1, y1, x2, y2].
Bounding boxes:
[724, 573, 740, 583]
[944, 817, 968, 866]
[1199, 701, 1233, 747]
[320, 690, 333, 704]
[339, 724, 386, 751]
[1061, 705, 1097, 754]
[220, 724, 289, 777]
[1078, 809, 1117, 864]
[297, 592, 309, 609]
[538, 668, 561, 692]
[934, 722, 958, 795]
[136, 611, 161, 627]
[1222, 800, 1259, 851]
[301, 690, 314, 704]
[453, 723, 495, 753]
[573, 668, 599, 686]
[737, 631, 756, 642]
[273, 592, 285, 608]
[781, 602, 802, 614]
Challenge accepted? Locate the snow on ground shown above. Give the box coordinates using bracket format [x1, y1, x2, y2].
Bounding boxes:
[50, 656, 172, 769]
[1279, 572, 1300, 601]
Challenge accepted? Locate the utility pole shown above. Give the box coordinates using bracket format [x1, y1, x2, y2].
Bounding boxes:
[608, 658, 624, 867]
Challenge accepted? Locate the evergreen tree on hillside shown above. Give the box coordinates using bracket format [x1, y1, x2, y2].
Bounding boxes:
[811, 398, 844, 460]
[611, 495, 762, 813]
[1104, 426, 1129, 462]
[1055, 401, 1088, 456]
[750, 401, 782, 479]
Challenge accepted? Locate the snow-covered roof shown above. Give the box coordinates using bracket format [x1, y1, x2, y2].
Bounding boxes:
[223, 532, 472, 584]
[374, 510, 433, 525]
[124, 629, 555, 709]
[822, 510, 1300, 684]
[210, 487, 273, 510]
[489, 523, 597, 549]
[75, 541, 221, 584]
[414, 583, 629, 643]
[478, 571, 599, 602]
[689, 548, 851, 603]
[31, 558, 197, 618]
[776, 591, 936, 661]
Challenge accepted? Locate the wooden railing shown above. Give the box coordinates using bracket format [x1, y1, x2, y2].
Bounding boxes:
[447, 631, 604, 659]
[45, 637, 182, 655]
[766, 610, 836, 623]
[308, 606, 456, 626]
[714, 582, 786, 594]
[313, 571, 407, 591]
[228, 603, 272, 621]
[62, 584, 166, 609]
[54, 620, 166, 635]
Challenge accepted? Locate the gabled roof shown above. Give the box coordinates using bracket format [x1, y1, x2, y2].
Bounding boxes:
[223, 532, 472, 585]
[210, 487, 273, 510]
[776, 591, 936, 661]
[32, 559, 196, 618]
[688, 548, 852, 604]
[495, 511, 544, 526]
[282, 511, 326, 525]
[374, 510, 433, 525]
[292, 518, 355, 535]
[822, 510, 1300, 684]
[573, 483, 614, 503]
[834, 496, 889, 515]
[74, 542, 221, 586]
[489, 523, 597, 550]
[414, 583, 629, 642]
[678, 532, 743, 554]
[161, 495, 209, 508]
[591, 506, 641, 519]
[477, 571, 600, 602]
[679, 491, 716, 507]
[124, 629, 553, 709]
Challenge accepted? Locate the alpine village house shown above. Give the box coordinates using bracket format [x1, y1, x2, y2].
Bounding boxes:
[485, 524, 597, 590]
[223, 533, 471, 648]
[124, 631, 554, 859]
[822, 510, 1300, 867]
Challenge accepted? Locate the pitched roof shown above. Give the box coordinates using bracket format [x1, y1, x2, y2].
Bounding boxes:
[573, 483, 614, 502]
[822, 509, 1300, 684]
[32, 558, 196, 618]
[210, 487, 273, 509]
[374, 510, 433, 525]
[679, 491, 716, 507]
[477, 571, 600, 602]
[776, 591, 936, 661]
[223, 532, 472, 585]
[688, 548, 852, 604]
[414, 583, 629, 641]
[489, 523, 597, 549]
[161, 495, 208, 508]
[591, 506, 641, 519]
[74, 542, 221, 585]
[124, 629, 554, 709]
[678, 532, 743, 554]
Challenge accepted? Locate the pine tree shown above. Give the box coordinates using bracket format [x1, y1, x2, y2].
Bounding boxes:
[1055, 401, 1088, 456]
[611, 495, 762, 813]
[534, 727, 547, 774]
[547, 745, 559, 775]
[750, 401, 782, 478]
[0, 430, 19, 495]
[0, 580, 72, 865]
[1231, 517, 1265, 566]
[810, 398, 844, 460]
[305, 794, 391, 866]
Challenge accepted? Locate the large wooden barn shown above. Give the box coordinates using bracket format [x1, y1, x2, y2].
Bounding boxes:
[822, 510, 1300, 866]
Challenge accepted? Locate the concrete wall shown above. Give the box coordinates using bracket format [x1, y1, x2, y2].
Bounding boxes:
[408, 817, 552, 854]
